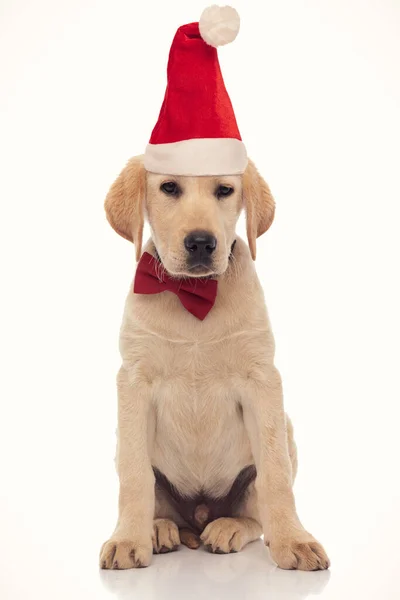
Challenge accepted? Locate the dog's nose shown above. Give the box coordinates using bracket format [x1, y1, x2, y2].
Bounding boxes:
[184, 231, 217, 255]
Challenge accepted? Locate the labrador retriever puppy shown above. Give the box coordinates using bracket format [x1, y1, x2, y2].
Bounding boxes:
[99, 155, 329, 571]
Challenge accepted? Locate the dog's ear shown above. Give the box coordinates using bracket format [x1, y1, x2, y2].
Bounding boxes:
[104, 155, 145, 261]
[243, 159, 275, 260]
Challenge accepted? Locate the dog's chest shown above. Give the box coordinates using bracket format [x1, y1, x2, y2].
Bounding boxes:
[152, 340, 240, 428]
[149, 339, 253, 495]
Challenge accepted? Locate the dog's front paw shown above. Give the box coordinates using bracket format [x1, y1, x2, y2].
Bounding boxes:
[269, 534, 330, 571]
[200, 518, 246, 554]
[100, 538, 153, 570]
[152, 519, 180, 554]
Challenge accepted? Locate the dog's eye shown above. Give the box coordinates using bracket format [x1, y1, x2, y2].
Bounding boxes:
[161, 181, 179, 196]
[216, 185, 234, 199]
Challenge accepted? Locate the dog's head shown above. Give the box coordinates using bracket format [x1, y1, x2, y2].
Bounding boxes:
[105, 155, 275, 276]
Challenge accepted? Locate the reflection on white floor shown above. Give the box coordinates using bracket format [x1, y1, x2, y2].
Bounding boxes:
[99, 541, 331, 600]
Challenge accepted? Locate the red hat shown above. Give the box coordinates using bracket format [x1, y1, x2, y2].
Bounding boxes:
[144, 5, 247, 177]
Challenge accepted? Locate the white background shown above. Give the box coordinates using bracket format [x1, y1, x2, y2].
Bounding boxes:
[1, 1, 399, 598]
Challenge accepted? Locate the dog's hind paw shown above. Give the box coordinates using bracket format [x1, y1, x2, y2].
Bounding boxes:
[179, 527, 201, 550]
[152, 518, 180, 554]
[200, 517, 246, 554]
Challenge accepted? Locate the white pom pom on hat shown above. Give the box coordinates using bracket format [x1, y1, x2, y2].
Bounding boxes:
[199, 5, 240, 47]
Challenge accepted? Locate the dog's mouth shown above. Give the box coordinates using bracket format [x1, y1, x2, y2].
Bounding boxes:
[159, 252, 232, 279]
[186, 254, 214, 276]
[154, 251, 217, 279]
[187, 263, 214, 276]
[167, 263, 216, 279]
[155, 242, 235, 279]
[156, 252, 217, 278]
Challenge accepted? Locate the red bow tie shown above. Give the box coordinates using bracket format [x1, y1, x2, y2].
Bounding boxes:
[134, 252, 218, 320]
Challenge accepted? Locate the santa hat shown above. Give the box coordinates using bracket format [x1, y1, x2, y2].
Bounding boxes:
[144, 5, 247, 177]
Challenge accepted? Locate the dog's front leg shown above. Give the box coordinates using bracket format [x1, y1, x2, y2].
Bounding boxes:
[100, 367, 155, 569]
[241, 366, 330, 571]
